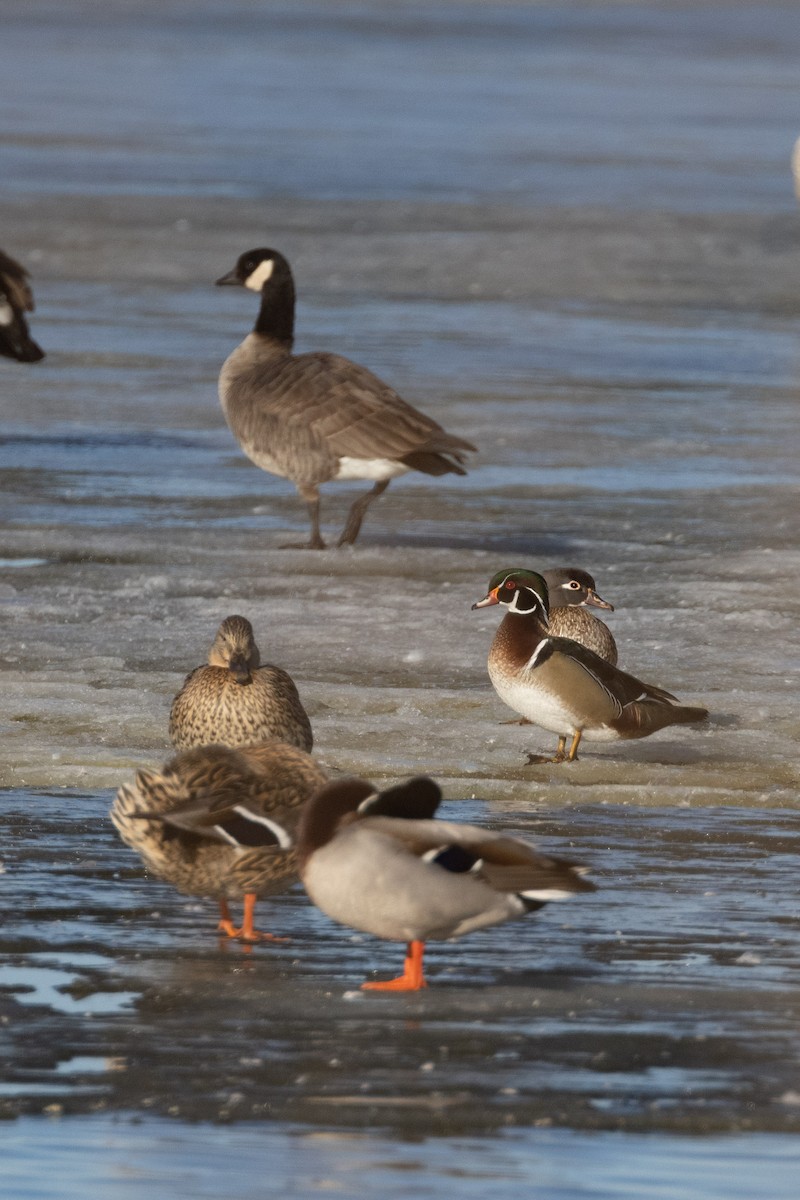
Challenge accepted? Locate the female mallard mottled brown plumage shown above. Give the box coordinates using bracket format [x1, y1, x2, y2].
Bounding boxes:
[169, 615, 313, 752]
[110, 741, 327, 940]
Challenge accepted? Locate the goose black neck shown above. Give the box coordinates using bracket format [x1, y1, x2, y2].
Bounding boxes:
[254, 275, 295, 347]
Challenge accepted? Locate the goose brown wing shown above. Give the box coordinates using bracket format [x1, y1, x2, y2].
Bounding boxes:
[548, 637, 679, 711]
[292, 351, 475, 462]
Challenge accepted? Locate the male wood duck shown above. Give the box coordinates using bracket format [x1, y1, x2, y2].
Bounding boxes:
[0, 249, 44, 362]
[473, 568, 708, 763]
[216, 248, 476, 548]
[543, 567, 617, 664]
[296, 774, 594, 991]
[169, 615, 313, 752]
[110, 741, 327, 940]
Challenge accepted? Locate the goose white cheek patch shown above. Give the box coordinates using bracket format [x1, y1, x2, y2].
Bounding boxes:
[244, 260, 275, 292]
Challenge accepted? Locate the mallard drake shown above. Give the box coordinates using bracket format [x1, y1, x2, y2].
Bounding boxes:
[216, 248, 476, 549]
[473, 568, 708, 763]
[169, 615, 313, 752]
[296, 775, 594, 990]
[0, 249, 44, 362]
[543, 567, 617, 664]
[110, 741, 327, 940]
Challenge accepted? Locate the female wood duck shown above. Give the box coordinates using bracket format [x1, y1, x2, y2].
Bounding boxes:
[110, 741, 327, 940]
[296, 774, 594, 991]
[216, 248, 476, 548]
[473, 568, 708, 764]
[0, 249, 44, 362]
[169, 615, 313, 752]
[543, 567, 617, 664]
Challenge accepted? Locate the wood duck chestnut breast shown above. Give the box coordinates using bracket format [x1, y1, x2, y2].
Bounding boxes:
[473, 568, 708, 764]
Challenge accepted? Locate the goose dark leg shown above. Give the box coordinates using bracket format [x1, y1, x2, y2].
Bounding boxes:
[337, 480, 390, 547]
[361, 940, 427, 991]
[281, 486, 327, 549]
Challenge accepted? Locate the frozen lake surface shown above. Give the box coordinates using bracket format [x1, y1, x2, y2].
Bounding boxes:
[1, 0, 800, 1196]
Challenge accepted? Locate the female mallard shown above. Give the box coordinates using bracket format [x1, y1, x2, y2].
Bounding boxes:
[296, 775, 594, 990]
[110, 741, 327, 940]
[169, 615, 313, 752]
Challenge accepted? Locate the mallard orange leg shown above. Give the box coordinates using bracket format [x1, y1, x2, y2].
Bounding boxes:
[216, 895, 291, 943]
[361, 940, 427, 991]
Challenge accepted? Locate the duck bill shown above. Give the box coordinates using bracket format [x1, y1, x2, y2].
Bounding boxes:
[585, 589, 614, 611]
[471, 587, 500, 610]
[228, 656, 253, 684]
[215, 267, 241, 287]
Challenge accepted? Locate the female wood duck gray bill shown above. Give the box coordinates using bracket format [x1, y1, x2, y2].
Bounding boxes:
[216, 249, 475, 549]
[296, 775, 594, 991]
[0, 249, 44, 362]
[473, 569, 708, 764]
[169, 614, 313, 752]
[111, 742, 327, 941]
[542, 567, 617, 664]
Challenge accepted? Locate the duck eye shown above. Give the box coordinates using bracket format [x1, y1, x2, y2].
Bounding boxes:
[503, 580, 515, 590]
[568, 580, 580, 589]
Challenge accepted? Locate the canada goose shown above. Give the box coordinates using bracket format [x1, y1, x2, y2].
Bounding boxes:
[216, 248, 476, 548]
[169, 615, 313, 752]
[0, 250, 44, 362]
[473, 569, 708, 763]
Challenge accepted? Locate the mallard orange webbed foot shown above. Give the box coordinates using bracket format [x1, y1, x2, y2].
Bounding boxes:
[217, 895, 291, 943]
[361, 940, 427, 992]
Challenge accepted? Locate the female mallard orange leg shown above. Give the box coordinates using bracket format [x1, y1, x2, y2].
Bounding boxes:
[526, 731, 582, 765]
[217, 895, 291, 943]
[361, 940, 427, 991]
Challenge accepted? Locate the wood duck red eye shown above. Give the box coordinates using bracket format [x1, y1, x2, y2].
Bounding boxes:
[504, 580, 515, 590]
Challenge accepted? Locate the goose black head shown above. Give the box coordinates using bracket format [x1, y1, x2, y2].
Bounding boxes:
[216, 248, 294, 294]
